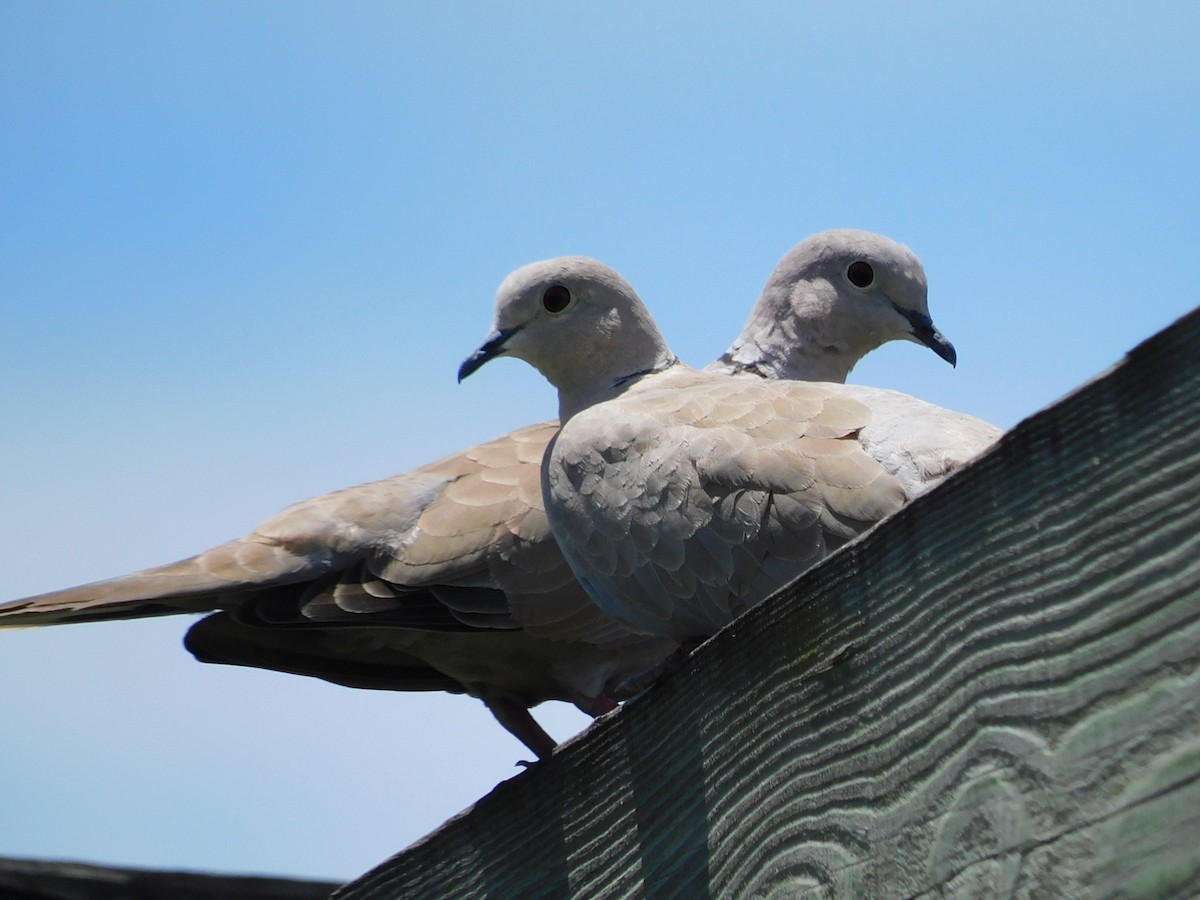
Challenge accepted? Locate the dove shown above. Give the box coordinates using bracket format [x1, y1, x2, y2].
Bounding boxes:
[0, 419, 666, 759]
[459, 255, 999, 639]
[0, 230, 995, 757]
[712, 227, 956, 382]
[709, 229, 995, 495]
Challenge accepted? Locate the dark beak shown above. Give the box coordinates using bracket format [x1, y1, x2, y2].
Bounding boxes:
[896, 306, 957, 368]
[458, 327, 517, 382]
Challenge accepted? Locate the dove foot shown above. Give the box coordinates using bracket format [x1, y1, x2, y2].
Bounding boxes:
[483, 696, 558, 761]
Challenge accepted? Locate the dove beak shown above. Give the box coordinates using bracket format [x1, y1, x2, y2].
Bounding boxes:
[896, 306, 957, 368]
[458, 327, 518, 382]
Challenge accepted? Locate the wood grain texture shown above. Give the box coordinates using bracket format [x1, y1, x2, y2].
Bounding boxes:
[336, 306, 1200, 900]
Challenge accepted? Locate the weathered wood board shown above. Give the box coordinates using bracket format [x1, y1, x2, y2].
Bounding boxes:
[337, 306, 1200, 899]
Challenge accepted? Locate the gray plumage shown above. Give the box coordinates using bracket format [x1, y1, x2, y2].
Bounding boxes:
[460, 251, 999, 639]
[0, 229, 998, 757]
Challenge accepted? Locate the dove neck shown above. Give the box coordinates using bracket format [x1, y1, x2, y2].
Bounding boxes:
[553, 347, 678, 423]
[524, 297, 678, 422]
[712, 325, 858, 384]
[710, 279, 878, 383]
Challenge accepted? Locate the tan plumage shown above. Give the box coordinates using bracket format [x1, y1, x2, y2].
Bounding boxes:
[543, 368, 966, 637]
[462, 254, 998, 640]
[1, 229, 998, 758]
[0, 421, 669, 758]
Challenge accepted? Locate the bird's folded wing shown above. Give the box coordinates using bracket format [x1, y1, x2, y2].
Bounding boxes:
[828, 384, 1003, 496]
[335, 419, 652, 648]
[0, 417, 649, 650]
[547, 370, 909, 637]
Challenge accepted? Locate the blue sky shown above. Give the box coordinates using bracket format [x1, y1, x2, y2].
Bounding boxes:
[1, 1, 1197, 883]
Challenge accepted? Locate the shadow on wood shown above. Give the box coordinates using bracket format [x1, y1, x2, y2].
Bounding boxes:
[331, 306, 1200, 898]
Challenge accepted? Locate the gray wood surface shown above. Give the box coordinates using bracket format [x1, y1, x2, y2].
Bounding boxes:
[337, 306, 1200, 899]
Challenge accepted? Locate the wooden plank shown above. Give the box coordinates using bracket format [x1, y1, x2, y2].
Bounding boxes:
[337, 306, 1200, 899]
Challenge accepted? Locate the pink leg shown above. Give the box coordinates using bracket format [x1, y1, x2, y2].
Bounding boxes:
[484, 696, 558, 761]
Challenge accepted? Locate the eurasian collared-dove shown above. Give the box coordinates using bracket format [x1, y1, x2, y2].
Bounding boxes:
[0, 230, 996, 757]
[459, 254, 999, 639]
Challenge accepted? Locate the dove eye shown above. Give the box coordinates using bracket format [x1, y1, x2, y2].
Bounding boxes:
[846, 261, 875, 289]
[542, 284, 572, 313]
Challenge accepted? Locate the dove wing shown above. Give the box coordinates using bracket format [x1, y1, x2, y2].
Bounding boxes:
[545, 369, 908, 638]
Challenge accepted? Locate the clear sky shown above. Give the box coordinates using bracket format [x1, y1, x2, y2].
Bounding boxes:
[1, 1, 1196, 884]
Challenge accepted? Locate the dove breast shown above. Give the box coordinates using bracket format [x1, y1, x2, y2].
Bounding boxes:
[543, 365, 909, 639]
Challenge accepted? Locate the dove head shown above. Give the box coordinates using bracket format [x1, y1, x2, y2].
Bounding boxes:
[459, 256, 678, 421]
[712, 229, 956, 383]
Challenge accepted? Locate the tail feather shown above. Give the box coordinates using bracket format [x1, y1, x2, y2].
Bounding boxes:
[0, 536, 336, 628]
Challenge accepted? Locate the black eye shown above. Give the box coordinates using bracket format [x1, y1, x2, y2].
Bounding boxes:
[542, 284, 571, 313]
[846, 260, 874, 288]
